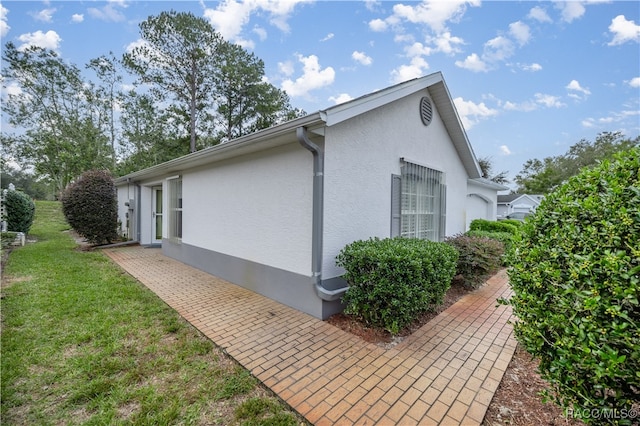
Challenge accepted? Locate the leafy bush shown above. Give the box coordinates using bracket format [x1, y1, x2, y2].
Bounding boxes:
[60, 170, 118, 245]
[3, 189, 35, 234]
[470, 218, 518, 234]
[466, 230, 514, 259]
[500, 219, 523, 228]
[336, 237, 458, 334]
[1, 231, 18, 249]
[504, 148, 640, 423]
[445, 234, 504, 289]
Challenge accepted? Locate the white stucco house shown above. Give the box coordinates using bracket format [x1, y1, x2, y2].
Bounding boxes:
[115, 72, 506, 320]
[497, 194, 543, 218]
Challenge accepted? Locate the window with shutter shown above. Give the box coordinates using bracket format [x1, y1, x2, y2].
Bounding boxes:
[392, 161, 446, 241]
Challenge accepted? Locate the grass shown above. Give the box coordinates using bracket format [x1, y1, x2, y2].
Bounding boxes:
[1, 201, 305, 426]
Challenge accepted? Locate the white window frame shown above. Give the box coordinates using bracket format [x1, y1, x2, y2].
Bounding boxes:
[167, 177, 182, 240]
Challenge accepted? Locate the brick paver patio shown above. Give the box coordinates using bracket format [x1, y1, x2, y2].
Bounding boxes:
[104, 246, 517, 425]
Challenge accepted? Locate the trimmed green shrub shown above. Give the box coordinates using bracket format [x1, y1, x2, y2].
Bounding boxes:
[500, 219, 523, 228]
[445, 234, 504, 289]
[470, 219, 518, 235]
[465, 230, 514, 259]
[336, 237, 458, 334]
[3, 189, 35, 234]
[504, 148, 640, 423]
[60, 170, 118, 245]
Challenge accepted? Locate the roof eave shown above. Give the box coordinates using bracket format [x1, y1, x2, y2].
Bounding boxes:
[115, 112, 325, 184]
[469, 177, 509, 191]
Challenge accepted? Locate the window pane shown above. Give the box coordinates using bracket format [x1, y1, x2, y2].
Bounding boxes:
[400, 162, 445, 241]
[168, 178, 182, 240]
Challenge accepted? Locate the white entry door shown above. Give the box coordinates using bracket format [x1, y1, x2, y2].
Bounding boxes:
[152, 186, 163, 244]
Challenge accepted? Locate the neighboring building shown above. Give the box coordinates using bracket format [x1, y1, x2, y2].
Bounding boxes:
[497, 194, 544, 218]
[115, 72, 506, 320]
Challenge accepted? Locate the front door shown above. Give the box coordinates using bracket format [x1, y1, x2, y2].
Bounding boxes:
[152, 186, 163, 244]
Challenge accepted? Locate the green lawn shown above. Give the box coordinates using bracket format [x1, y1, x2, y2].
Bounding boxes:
[1, 201, 305, 426]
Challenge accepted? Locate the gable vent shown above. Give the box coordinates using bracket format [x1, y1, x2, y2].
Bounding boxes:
[419, 96, 433, 126]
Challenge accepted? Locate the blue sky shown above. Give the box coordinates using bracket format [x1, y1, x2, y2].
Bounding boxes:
[1, 0, 639, 187]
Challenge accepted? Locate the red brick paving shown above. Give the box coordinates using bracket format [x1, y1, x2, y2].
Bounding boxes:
[104, 247, 516, 425]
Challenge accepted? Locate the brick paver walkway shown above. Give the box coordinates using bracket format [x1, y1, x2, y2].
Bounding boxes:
[104, 247, 517, 425]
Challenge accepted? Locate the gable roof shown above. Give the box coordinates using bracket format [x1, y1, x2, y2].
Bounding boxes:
[116, 72, 482, 184]
[497, 194, 544, 204]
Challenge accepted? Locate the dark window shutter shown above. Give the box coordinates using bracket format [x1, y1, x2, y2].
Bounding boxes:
[391, 174, 401, 237]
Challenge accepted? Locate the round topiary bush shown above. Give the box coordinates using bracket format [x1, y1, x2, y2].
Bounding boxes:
[3, 189, 35, 234]
[60, 170, 118, 245]
[336, 237, 458, 334]
[505, 148, 639, 423]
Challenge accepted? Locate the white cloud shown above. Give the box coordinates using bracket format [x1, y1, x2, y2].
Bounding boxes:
[253, 26, 267, 41]
[534, 93, 565, 108]
[427, 31, 464, 55]
[390, 56, 429, 84]
[125, 38, 147, 54]
[509, 21, 530, 46]
[203, 0, 253, 42]
[520, 63, 542, 72]
[352, 51, 372, 66]
[391, 0, 480, 34]
[364, 0, 381, 12]
[17, 30, 62, 51]
[0, 4, 10, 37]
[566, 80, 591, 98]
[3, 81, 23, 97]
[87, 1, 127, 22]
[608, 15, 640, 46]
[368, 18, 387, 32]
[629, 77, 640, 88]
[556, 1, 586, 23]
[483, 36, 515, 62]
[31, 7, 56, 22]
[501, 93, 566, 111]
[405, 42, 432, 57]
[500, 145, 512, 156]
[329, 93, 353, 105]
[455, 53, 488, 72]
[278, 60, 294, 77]
[503, 100, 537, 112]
[71, 13, 84, 23]
[582, 109, 640, 129]
[528, 6, 552, 23]
[453, 97, 498, 130]
[203, 0, 310, 45]
[281, 54, 335, 97]
[320, 33, 334, 42]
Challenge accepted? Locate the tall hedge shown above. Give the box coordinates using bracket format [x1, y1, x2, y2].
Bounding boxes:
[469, 218, 518, 235]
[60, 170, 118, 245]
[336, 237, 458, 334]
[504, 148, 639, 423]
[3, 189, 35, 234]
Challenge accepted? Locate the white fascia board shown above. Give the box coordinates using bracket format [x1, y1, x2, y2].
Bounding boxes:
[468, 178, 509, 191]
[430, 79, 482, 179]
[322, 72, 444, 127]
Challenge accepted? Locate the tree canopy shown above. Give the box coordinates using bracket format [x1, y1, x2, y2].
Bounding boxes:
[515, 132, 639, 194]
[478, 156, 509, 185]
[1, 10, 304, 198]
